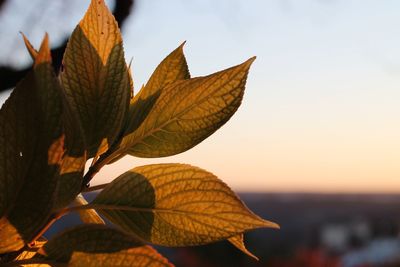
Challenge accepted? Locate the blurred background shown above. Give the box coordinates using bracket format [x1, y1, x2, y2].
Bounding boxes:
[1, 0, 400, 266]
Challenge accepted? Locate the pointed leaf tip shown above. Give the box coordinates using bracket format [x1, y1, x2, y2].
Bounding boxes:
[20, 32, 38, 60]
[263, 220, 280, 230]
[35, 33, 51, 66]
[228, 234, 259, 261]
[80, 0, 122, 64]
[244, 56, 256, 67]
[179, 41, 186, 49]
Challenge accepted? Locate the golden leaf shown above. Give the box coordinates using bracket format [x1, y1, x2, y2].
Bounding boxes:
[60, 0, 130, 157]
[119, 57, 255, 158]
[92, 164, 278, 246]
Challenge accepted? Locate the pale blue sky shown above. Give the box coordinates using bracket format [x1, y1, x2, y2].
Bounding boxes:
[1, 0, 400, 192]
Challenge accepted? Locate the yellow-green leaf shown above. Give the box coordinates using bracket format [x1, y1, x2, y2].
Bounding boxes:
[60, 0, 131, 157]
[92, 163, 278, 246]
[119, 57, 254, 158]
[73, 194, 105, 224]
[36, 225, 173, 267]
[228, 234, 259, 261]
[111, 43, 190, 163]
[0, 35, 65, 253]
[139, 42, 190, 99]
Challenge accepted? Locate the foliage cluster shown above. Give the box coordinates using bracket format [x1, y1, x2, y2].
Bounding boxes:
[0, 1, 278, 266]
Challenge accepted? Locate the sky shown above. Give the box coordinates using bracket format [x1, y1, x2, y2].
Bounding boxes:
[1, 0, 400, 192]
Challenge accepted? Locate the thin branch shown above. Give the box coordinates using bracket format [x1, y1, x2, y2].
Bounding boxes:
[28, 210, 67, 246]
[65, 204, 151, 214]
[81, 148, 119, 189]
[65, 204, 219, 217]
[83, 182, 110, 192]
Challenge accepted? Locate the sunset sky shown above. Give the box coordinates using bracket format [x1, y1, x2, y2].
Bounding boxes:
[1, 0, 399, 192]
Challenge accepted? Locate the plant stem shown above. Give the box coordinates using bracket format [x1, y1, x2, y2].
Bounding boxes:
[81, 148, 120, 189]
[65, 204, 154, 214]
[28, 210, 67, 247]
[65, 204, 188, 214]
[83, 183, 110, 192]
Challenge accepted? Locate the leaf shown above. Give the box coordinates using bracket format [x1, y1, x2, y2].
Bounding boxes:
[118, 57, 255, 158]
[139, 42, 190, 99]
[21, 32, 38, 60]
[53, 88, 87, 210]
[228, 234, 259, 261]
[53, 155, 86, 210]
[0, 35, 65, 253]
[125, 42, 189, 133]
[73, 194, 105, 224]
[92, 163, 279, 246]
[17, 33, 87, 211]
[106, 43, 190, 164]
[36, 224, 173, 267]
[60, 0, 131, 158]
[0, 218, 25, 253]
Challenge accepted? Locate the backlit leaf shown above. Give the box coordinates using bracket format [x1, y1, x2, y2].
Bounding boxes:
[17, 33, 87, 211]
[108, 43, 190, 164]
[60, 0, 130, 157]
[0, 35, 65, 253]
[119, 57, 255, 158]
[127, 42, 189, 131]
[228, 234, 259, 261]
[53, 90, 87, 210]
[21, 32, 38, 60]
[92, 163, 278, 246]
[138, 42, 190, 98]
[37, 224, 173, 267]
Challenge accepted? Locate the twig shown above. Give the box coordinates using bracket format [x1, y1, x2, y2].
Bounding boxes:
[28, 210, 67, 246]
[83, 183, 109, 192]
